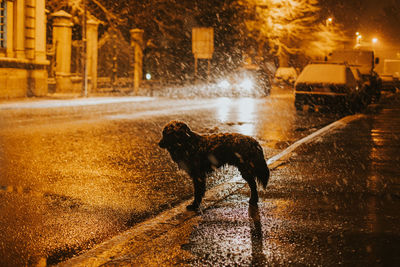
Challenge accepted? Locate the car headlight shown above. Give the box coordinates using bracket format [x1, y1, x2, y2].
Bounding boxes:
[218, 79, 230, 89]
[239, 77, 254, 91]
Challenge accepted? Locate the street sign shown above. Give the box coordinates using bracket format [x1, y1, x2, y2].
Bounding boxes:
[192, 27, 214, 59]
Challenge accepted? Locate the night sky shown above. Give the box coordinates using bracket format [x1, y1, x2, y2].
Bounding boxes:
[322, 0, 400, 44]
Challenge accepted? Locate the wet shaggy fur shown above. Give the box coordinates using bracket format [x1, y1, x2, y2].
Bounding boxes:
[158, 120, 270, 211]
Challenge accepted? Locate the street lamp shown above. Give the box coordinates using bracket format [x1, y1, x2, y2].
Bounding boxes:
[372, 37, 378, 52]
[355, 32, 362, 47]
[326, 17, 333, 26]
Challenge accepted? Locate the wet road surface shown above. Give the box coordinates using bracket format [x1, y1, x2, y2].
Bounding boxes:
[0, 87, 346, 265]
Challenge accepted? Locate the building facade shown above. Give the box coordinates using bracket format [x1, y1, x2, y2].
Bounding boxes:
[0, 0, 48, 98]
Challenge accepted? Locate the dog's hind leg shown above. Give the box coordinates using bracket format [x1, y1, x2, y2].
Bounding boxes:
[247, 178, 259, 206]
[240, 169, 259, 206]
[187, 176, 206, 211]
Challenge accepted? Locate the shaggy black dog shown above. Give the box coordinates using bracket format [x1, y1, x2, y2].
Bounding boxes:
[158, 120, 270, 211]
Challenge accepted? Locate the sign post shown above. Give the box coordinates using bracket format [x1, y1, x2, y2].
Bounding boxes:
[192, 27, 214, 80]
[130, 29, 144, 95]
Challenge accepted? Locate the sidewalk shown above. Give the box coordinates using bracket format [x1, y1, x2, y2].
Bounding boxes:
[0, 94, 155, 110]
[59, 94, 400, 266]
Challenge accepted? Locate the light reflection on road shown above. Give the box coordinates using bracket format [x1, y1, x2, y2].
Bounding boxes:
[216, 97, 232, 123]
[215, 97, 256, 135]
[237, 98, 256, 136]
[214, 91, 297, 141]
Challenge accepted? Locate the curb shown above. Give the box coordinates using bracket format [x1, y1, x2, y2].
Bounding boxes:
[267, 113, 366, 169]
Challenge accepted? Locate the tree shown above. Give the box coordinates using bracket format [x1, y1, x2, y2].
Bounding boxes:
[240, 0, 345, 66]
[305, 19, 346, 58]
[381, 2, 400, 43]
[46, 0, 246, 81]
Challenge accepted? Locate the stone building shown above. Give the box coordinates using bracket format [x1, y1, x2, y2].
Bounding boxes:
[0, 0, 48, 98]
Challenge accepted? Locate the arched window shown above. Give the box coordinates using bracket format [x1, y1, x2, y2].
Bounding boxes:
[0, 0, 6, 49]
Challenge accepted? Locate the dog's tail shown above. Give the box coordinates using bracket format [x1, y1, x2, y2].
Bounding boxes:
[256, 158, 270, 189]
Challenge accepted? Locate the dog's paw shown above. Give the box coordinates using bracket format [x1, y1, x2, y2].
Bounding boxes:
[186, 204, 199, 211]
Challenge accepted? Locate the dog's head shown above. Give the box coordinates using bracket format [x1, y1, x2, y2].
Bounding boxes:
[158, 120, 193, 150]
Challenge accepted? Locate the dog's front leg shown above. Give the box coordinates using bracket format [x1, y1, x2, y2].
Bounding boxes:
[187, 176, 206, 211]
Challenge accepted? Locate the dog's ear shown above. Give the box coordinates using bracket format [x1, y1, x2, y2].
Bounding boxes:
[159, 121, 193, 148]
[163, 121, 191, 136]
[173, 122, 192, 141]
[176, 122, 191, 135]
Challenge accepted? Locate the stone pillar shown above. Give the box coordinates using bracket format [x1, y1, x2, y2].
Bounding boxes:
[28, 0, 48, 96]
[130, 29, 144, 95]
[6, 0, 14, 57]
[35, 0, 46, 61]
[86, 19, 99, 92]
[51, 10, 73, 92]
[14, 0, 25, 58]
[24, 0, 35, 59]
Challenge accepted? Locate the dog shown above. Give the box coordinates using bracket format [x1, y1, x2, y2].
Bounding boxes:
[158, 120, 270, 211]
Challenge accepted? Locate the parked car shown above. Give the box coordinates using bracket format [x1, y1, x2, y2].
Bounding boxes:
[294, 62, 365, 112]
[274, 67, 297, 85]
[350, 66, 371, 106]
[380, 74, 399, 93]
[217, 64, 271, 97]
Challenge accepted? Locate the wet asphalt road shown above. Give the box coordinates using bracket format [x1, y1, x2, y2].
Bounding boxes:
[0, 87, 351, 265]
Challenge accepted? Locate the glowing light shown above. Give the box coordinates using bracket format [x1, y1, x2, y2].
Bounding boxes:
[218, 79, 230, 90]
[372, 38, 378, 44]
[356, 34, 362, 45]
[145, 73, 152, 80]
[239, 77, 254, 92]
